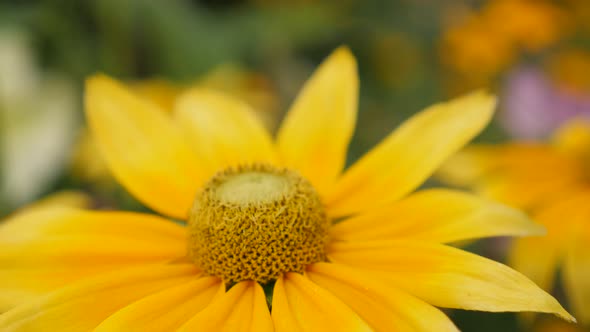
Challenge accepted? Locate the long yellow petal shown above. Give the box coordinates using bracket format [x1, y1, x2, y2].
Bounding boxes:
[307, 262, 459, 331]
[0, 267, 114, 312]
[0, 206, 185, 244]
[272, 272, 371, 332]
[85, 74, 202, 219]
[0, 207, 186, 309]
[563, 236, 590, 324]
[326, 91, 495, 217]
[178, 281, 273, 332]
[95, 276, 222, 331]
[328, 240, 574, 321]
[174, 88, 277, 175]
[0, 264, 199, 331]
[276, 47, 358, 195]
[331, 189, 544, 243]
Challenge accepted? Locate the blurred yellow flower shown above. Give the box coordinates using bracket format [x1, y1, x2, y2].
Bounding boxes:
[69, 65, 279, 187]
[484, 0, 566, 52]
[0, 47, 573, 330]
[440, 0, 567, 90]
[440, 119, 590, 324]
[441, 15, 514, 80]
[548, 49, 590, 94]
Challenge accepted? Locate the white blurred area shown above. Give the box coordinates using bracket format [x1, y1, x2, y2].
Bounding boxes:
[0, 29, 79, 210]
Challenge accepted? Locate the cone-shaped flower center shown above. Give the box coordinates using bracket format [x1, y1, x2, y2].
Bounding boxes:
[188, 164, 330, 284]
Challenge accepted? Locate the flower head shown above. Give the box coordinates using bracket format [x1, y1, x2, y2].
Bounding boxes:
[0, 47, 573, 331]
[440, 119, 590, 324]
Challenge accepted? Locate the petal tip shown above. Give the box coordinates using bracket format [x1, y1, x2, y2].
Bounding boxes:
[543, 292, 576, 323]
[328, 45, 357, 70]
[449, 89, 497, 131]
[556, 307, 577, 323]
[493, 203, 547, 237]
[84, 74, 127, 113]
[85, 73, 116, 92]
[333, 45, 353, 56]
[469, 89, 497, 109]
[473, 90, 498, 112]
[529, 222, 547, 236]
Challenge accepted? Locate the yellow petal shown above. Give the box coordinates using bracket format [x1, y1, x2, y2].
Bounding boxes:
[276, 46, 358, 195]
[85, 74, 202, 219]
[24, 190, 94, 210]
[532, 190, 590, 242]
[0, 267, 113, 312]
[506, 190, 590, 309]
[197, 64, 280, 131]
[435, 146, 492, 187]
[479, 174, 581, 211]
[437, 143, 584, 210]
[0, 207, 186, 309]
[509, 237, 560, 295]
[326, 91, 496, 217]
[436, 144, 571, 187]
[95, 276, 222, 331]
[307, 262, 459, 331]
[552, 119, 590, 159]
[563, 237, 590, 324]
[328, 240, 574, 321]
[272, 272, 371, 332]
[174, 88, 277, 175]
[331, 189, 544, 243]
[0, 206, 185, 244]
[0, 264, 199, 331]
[178, 281, 273, 332]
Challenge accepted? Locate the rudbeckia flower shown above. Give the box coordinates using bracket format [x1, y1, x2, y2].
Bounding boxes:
[0, 47, 573, 331]
[440, 119, 590, 324]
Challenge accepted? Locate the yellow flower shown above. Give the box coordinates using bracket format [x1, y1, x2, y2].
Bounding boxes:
[547, 49, 590, 94]
[440, 119, 590, 324]
[439, 0, 567, 92]
[441, 15, 515, 80]
[0, 47, 573, 331]
[483, 0, 566, 52]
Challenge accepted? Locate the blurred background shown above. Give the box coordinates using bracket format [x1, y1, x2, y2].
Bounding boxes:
[1, 0, 589, 331]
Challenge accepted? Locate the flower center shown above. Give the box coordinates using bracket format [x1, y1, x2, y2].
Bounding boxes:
[187, 164, 330, 284]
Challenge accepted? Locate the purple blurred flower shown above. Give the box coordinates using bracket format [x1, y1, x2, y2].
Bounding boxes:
[500, 67, 590, 139]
